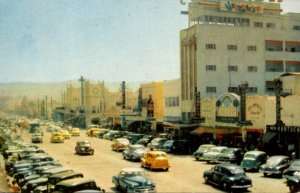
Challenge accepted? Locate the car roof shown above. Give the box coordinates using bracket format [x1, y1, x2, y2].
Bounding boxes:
[217, 163, 243, 170]
[42, 167, 72, 174]
[56, 178, 95, 186]
[268, 155, 289, 160]
[120, 168, 145, 173]
[129, 144, 145, 148]
[245, 150, 266, 156]
[49, 171, 83, 179]
[28, 177, 48, 184]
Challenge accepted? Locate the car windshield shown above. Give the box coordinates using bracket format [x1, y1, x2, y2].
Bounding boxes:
[155, 153, 166, 157]
[123, 171, 146, 177]
[131, 146, 144, 151]
[79, 142, 90, 146]
[230, 167, 245, 175]
[211, 148, 222, 153]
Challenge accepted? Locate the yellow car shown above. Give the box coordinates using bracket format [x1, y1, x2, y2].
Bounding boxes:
[86, 128, 102, 137]
[70, 128, 80, 136]
[141, 150, 170, 171]
[60, 130, 71, 139]
[51, 132, 64, 143]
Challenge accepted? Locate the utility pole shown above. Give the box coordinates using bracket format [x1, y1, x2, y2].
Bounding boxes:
[79, 76, 85, 112]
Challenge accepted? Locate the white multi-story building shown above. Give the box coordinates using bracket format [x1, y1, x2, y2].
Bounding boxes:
[180, 0, 300, 123]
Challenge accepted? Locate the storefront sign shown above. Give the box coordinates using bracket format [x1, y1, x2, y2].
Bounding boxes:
[267, 125, 300, 133]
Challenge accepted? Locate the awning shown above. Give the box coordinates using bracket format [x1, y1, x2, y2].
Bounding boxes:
[244, 128, 264, 133]
[262, 132, 277, 143]
[163, 122, 199, 129]
[190, 127, 215, 135]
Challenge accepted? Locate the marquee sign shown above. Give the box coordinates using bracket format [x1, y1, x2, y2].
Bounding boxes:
[266, 125, 300, 133]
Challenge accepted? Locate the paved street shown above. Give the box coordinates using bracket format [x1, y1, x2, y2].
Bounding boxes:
[2, 128, 290, 193]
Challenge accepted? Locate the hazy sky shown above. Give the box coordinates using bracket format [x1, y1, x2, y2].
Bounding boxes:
[0, 0, 299, 83]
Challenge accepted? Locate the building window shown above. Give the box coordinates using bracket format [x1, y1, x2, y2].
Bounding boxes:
[228, 65, 238, 71]
[206, 65, 216, 71]
[227, 45, 237, 50]
[265, 40, 283, 51]
[206, 44, 216, 50]
[165, 97, 179, 107]
[265, 81, 275, 92]
[206, 87, 216, 93]
[254, 22, 263, 28]
[266, 23, 275, 29]
[248, 66, 257, 72]
[228, 87, 238, 93]
[248, 87, 258, 93]
[286, 62, 300, 72]
[293, 25, 300, 30]
[247, 45, 257, 51]
[266, 61, 283, 72]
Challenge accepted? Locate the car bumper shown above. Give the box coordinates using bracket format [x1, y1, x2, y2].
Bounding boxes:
[231, 184, 252, 189]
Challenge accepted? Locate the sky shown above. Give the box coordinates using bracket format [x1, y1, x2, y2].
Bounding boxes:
[0, 0, 299, 83]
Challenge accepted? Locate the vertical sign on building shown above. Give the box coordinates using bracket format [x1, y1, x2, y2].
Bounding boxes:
[239, 82, 248, 123]
[121, 81, 126, 110]
[275, 79, 284, 126]
[147, 95, 154, 118]
[195, 91, 201, 118]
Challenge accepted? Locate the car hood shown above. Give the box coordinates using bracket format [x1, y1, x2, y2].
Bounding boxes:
[124, 176, 153, 186]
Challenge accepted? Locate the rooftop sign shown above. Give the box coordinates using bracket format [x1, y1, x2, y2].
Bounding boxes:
[220, 1, 264, 14]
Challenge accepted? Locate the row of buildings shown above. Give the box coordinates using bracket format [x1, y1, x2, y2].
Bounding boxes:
[56, 0, 300, 155]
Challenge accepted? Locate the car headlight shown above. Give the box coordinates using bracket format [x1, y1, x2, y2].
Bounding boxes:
[81, 148, 84, 151]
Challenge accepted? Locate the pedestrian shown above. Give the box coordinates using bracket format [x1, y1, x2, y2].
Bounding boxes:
[9, 180, 20, 193]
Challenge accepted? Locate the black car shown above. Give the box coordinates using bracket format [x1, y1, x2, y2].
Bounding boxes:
[135, 138, 152, 147]
[260, 155, 290, 178]
[284, 159, 300, 178]
[217, 147, 244, 164]
[123, 133, 144, 144]
[203, 163, 252, 192]
[75, 141, 94, 155]
[160, 140, 190, 154]
[52, 178, 105, 193]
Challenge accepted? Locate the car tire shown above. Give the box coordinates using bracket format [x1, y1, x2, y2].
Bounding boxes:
[289, 183, 298, 193]
[204, 176, 209, 184]
[263, 172, 267, 177]
[196, 157, 199, 161]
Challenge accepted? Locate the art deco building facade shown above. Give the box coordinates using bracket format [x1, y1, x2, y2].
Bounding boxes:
[180, 0, 300, 123]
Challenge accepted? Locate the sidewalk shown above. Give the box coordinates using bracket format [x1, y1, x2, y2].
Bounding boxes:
[0, 155, 10, 192]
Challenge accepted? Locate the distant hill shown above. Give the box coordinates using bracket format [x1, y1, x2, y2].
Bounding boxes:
[0, 81, 142, 101]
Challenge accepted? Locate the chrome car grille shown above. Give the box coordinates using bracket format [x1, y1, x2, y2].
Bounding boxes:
[134, 186, 156, 192]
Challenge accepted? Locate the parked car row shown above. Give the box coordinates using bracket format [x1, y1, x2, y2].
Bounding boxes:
[0, 125, 105, 193]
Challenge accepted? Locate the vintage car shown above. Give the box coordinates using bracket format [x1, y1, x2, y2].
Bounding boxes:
[51, 178, 105, 193]
[111, 138, 130, 152]
[103, 130, 119, 140]
[123, 133, 144, 144]
[122, 144, 147, 161]
[147, 138, 168, 150]
[21, 177, 48, 193]
[160, 139, 190, 154]
[70, 128, 80, 136]
[31, 133, 43, 143]
[96, 129, 109, 138]
[86, 127, 102, 137]
[75, 141, 94, 155]
[50, 132, 64, 143]
[284, 159, 300, 178]
[260, 155, 290, 177]
[135, 137, 152, 147]
[240, 150, 267, 171]
[217, 147, 244, 164]
[203, 146, 228, 164]
[141, 150, 170, 171]
[112, 168, 156, 193]
[286, 171, 300, 193]
[203, 163, 252, 191]
[60, 130, 71, 139]
[193, 144, 216, 161]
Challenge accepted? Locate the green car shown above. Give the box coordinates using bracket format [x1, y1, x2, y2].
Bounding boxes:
[240, 150, 267, 172]
[193, 144, 216, 161]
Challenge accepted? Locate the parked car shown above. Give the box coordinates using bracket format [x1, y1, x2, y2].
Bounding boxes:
[21, 177, 48, 193]
[160, 139, 190, 154]
[135, 138, 152, 147]
[86, 127, 101, 137]
[122, 144, 147, 161]
[141, 150, 170, 171]
[240, 150, 267, 171]
[193, 144, 216, 161]
[203, 146, 228, 164]
[147, 138, 168, 150]
[111, 138, 130, 152]
[51, 178, 105, 193]
[31, 133, 43, 143]
[75, 141, 94, 155]
[95, 129, 109, 138]
[46, 171, 84, 192]
[70, 128, 80, 136]
[60, 130, 71, 139]
[260, 155, 290, 177]
[286, 171, 300, 193]
[203, 163, 252, 191]
[217, 147, 244, 164]
[50, 133, 64, 143]
[284, 160, 300, 178]
[103, 130, 119, 140]
[112, 168, 156, 193]
[123, 133, 144, 144]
